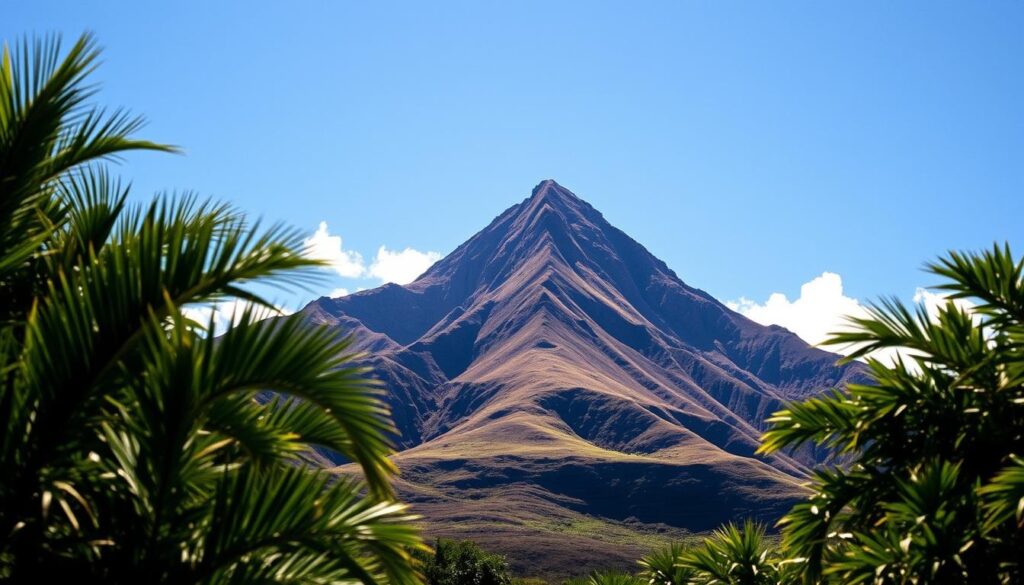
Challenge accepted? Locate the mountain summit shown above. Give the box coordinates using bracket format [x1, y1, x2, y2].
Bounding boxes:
[302, 180, 861, 573]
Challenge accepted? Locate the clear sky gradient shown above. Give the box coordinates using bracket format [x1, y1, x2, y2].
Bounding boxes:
[6, 2, 1023, 342]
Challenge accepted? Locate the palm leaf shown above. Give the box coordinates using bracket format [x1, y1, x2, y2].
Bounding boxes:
[198, 466, 421, 585]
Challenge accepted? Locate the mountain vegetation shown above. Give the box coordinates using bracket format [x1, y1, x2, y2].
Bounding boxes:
[0, 34, 421, 583]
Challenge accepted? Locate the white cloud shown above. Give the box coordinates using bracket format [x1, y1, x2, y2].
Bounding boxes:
[728, 273, 981, 364]
[304, 221, 366, 278]
[182, 299, 293, 335]
[368, 246, 441, 285]
[304, 222, 442, 287]
[912, 287, 976, 321]
[727, 272, 866, 350]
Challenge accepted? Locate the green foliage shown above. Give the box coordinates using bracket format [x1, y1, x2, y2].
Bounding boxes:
[638, 542, 694, 585]
[0, 33, 422, 583]
[564, 570, 644, 585]
[760, 243, 1024, 583]
[678, 520, 797, 585]
[634, 523, 798, 585]
[418, 540, 511, 585]
[980, 454, 1024, 531]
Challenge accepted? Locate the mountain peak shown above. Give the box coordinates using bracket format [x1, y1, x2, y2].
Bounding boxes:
[304, 180, 865, 571]
[518, 179, 596, 236]
[530, 178, 566, 195]
[528, 179, 583, 208]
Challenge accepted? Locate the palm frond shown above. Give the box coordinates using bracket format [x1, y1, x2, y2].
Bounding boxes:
[927, 243, 1024, 324]
[776, 468, 869, 583]
[206, 394, 367, 468]
[758, 389, 859, 455]
[52, 165, 129, 267]
[199, 466, 421, 585]
[638, 542, 694, 585]
[200, 311, 395, 494]
[680, 519, 781, 584]
[980, 455, 1024, 530]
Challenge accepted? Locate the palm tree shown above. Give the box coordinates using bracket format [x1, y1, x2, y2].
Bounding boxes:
[0, 33, 422, 583]
[759, 245, 1024, 583]
[638, 542, 695, 585]
[678, 520, 796, 585]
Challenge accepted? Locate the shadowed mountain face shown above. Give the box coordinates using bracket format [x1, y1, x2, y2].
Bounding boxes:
[302, 180, 862, 575]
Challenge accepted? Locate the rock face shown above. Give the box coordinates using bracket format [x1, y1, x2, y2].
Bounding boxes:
[302, 180, 862, 575]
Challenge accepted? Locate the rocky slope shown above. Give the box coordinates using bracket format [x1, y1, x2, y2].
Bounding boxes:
[301, 180, 862, 575]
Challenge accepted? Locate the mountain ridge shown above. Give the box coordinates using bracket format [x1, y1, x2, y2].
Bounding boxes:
[302, 180, 862, 575]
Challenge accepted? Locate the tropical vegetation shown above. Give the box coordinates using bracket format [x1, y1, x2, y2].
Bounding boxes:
[758, 244, 1024, 583]
[416, 539, 511, 585]
[575, 521, 790, 585]
[564, 571, 643, 585]
[3, 29, 1024, 585]
[0, 33, 421, 583]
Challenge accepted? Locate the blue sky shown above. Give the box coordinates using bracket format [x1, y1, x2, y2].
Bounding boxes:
[6, 2, 1023, 344]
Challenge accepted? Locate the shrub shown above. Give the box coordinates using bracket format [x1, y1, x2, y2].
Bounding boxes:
[638, 542, 694, 585]
[564, 571, 644, 585]
[418, 539, 512, 585]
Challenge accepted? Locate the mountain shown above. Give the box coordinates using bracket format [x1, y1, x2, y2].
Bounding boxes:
[301, 180, 862, 576]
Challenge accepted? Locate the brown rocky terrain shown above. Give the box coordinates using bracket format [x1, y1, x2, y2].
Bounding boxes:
[300, 180, 862, 576]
